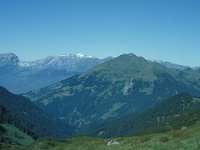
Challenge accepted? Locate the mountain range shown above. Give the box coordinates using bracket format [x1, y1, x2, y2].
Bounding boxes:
[152, 60, 189, 70]
[0, 53, 110, 93]
[1, 52, 198, 94]
[24, 53, 200, 130]
[1, 52, 200, 149]
[153, 60, 199, 70]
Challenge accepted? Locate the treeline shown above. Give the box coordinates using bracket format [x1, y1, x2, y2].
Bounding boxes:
[0, 105, 11, 123]
[0, 105, 9, 143]
[0, 105, 37, 144]
[0, 86, 72, 140]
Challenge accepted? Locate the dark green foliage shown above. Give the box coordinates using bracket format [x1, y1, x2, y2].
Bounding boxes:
[0, 86, 72, 139]
[84, 93, 200, 137]
[0, 105, 11, 123]
[159, 136, 169, 142]
[0, 125, 6, 133]
[166, 108, 200, 129]
[0, 106, 9, 143]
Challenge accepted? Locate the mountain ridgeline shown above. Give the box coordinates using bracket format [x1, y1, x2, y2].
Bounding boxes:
[0, 86, 72, 139]
[24, 54, 200, 130]
[0, 53, 110, 93]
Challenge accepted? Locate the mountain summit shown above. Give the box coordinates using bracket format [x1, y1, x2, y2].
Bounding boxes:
[25, 53, 200, 129]
[72, 52, 94, 58]
[0, 53, 19, 66]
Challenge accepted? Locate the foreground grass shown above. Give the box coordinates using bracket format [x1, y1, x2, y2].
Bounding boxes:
[2, 124, 200, 150]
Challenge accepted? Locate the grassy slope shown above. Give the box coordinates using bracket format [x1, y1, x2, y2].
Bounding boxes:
[0, 124, 34, 146]
[5, 123, 200, 150]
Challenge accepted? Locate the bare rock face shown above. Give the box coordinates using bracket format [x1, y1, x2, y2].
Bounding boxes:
[107, 140, 120, 145]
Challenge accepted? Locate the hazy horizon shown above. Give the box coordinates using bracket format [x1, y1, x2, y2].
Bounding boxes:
[0, 0, 200, 66]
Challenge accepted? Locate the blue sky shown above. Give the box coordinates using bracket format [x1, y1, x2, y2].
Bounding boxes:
[0, 0, 200, 66]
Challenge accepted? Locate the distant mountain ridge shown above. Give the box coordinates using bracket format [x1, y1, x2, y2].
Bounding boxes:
[0, 52, 199, 94]
[19, 53, 98, 70]
[0, 52, 110, 93]
[153, 60, 189, 70]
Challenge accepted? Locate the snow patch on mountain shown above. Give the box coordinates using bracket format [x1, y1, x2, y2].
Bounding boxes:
[0, 52, 111, 93]
[18, 53, 97, 69]
[153, 60, 189, 70]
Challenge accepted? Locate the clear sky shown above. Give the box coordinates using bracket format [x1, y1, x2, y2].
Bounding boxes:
[0, 0, 200, 66]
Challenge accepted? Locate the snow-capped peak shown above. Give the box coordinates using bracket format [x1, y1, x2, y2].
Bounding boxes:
[0, 53, 19, 66]
[75, 53, 86, 58]
[150, 59, 189, 70]
[148, 59, 163, 63]
[53, 53, 94, 58]
[18, 52, 98, 69]
[70, 52, 94, 58]
[0, 53, 18, 60]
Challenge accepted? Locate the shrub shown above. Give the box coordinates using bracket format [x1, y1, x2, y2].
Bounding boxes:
[160, 136, 169, 142]
[38, 142, 53, 149]
[138, 135, 151, 142]
[172, 131, 189, 139]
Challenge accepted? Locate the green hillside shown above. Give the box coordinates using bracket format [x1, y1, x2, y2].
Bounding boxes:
[0, 86, 72, 138]
[24, 54, 200, 130]
[2, 106, 200, 150]
[4, 122, 200, 150]
[0, 124, 34, 146]
[85, 93, 200, 137]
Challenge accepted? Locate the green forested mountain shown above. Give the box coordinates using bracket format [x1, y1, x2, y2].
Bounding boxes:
[84, 93, 200, 137]
[24, 54, 200, 130]
[0, 86, 72, 139]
